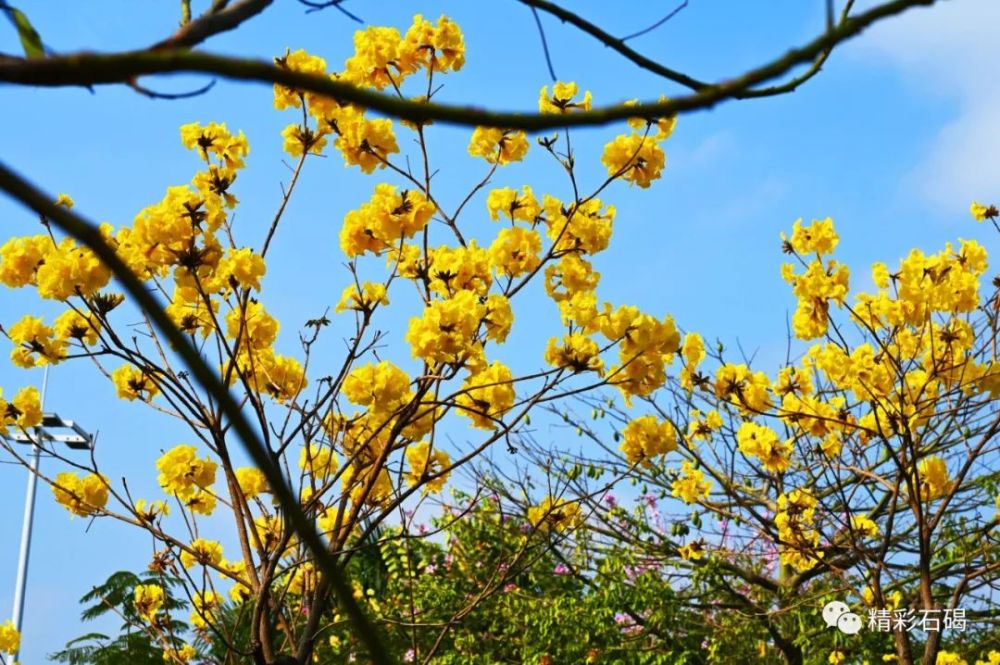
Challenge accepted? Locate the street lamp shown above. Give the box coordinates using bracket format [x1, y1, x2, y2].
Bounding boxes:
[2, 368, 94, 663]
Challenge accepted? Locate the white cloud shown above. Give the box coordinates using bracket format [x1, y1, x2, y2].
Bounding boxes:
[855, 0, 1000, 208]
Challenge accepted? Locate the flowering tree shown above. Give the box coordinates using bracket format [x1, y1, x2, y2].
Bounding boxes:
[0, 12, 689, 664]
[0, 2, 963, 664]
[514, 213, 1000, 665]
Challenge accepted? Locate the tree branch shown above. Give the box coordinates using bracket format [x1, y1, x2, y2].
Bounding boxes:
[0, 0, 937, 130]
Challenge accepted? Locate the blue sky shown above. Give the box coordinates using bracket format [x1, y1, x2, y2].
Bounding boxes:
[2, 0, 998, 661]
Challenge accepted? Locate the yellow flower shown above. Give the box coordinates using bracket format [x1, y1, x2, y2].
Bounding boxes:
[180, 121, 250, 169]
[601, 133, 666, 188]
[936, 652, 967, 665]
[736, 422, 792, 473]
[829, 651, 846, 665]
[190, 590, 220, 630]
[0, 619, 20, 653]
[456, 361, 516, 430]
[677, 541, 704, 561]
[272, 49, 328, 110]
[402, 14, 466, 74]
[545, 333, 604, 375]
[134, 499, 170, 523]
[851, 514, 879, 538]
[52, 472, 109, 517]
[111, 364, 160, 402]
[620, 415, 677, 467]
[340, 184, 435, 257]
[468, 127, 529, 165]
[671, 462, 711, 503]
[782, 217, 839, 256]
[343, 361, 412, 412]
[225, 301, 279, 350]
[405, 441, 451, 493]
[681, 332, 706, 367]
[180, 538, 223, 569]
[344, 25, 408, 89]
[8, 315, 65, 367]
[688, 409, 723, 441]
[163, 644, 197, 664]
[918, 455, 952, 500]
[34, 237, 111, 300]
[406, 290, 486, 365]
[0, 235, 51, 288]
[299, 443, 339, 480]
[973, 650, 1000, 665]
[483, 294, 514, 343]
[714, 363, 773, 414]
[543, 195, 615, 256]
[10, 386, 43, 429]
[235, 467, 268, 499]
[55, 193, 75, 209]
[528, 496, 583, 532]
[331, 108, 399, 173]
[489, 227, 542, 278]
[539, 81, 592, 114]
[134, 584, 164, 623]
[426, 241, 491, 297]
[53, 309, 101, 345]
[970, 200, 996, 221]
[486, 186, 541, 223]
[218, 247, 266, 292]
[281, 123, 328, 157]
[545, 254, 601, 302]
[335, 281, 389, 314]
[156, 444, 217, 499]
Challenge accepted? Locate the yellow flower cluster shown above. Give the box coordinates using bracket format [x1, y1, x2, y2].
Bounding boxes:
[406, 289, 488, 367]
[222, 301, 307, 404]
[0, 233, 110, 300]
[600, 97, 677, 188]
[781, 219, 849, 340]
[775, 488, 822, 572]
[736, 421, 792, 473]
[52, 472, 109, 517]
[134, 583, 164, 623]
[671, 461, 712, 503]
[235, 467, 268, 499]
[455, 361, 516, 430]
[273, 16, 465, 169]
[715, 363, 773, 415]
[538, 81, 592, 114]
[340, 184, 435, 257]
[468, 128, 529, 165]
[156, 444, 217, 503]
[190, 590, 220, 631]
[0, 385, 43, 432]
[528, 496, 583, 532]
[111, 364, 160, 402]
[0, 620, 20, 654]
[917, 455, 952, 500]
[404, 441, 451, 493]
[7, 315, 66, 367]
[620, 415, 677, 467]
[687, 409, 723, 442]
[180, 538, 224, 569]
[601, 305, 681, 402]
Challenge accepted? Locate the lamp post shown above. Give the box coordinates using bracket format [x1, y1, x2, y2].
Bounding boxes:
[3, 368, 94, 663]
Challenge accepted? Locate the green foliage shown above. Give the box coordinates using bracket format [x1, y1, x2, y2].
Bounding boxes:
[50, 570, 189, 665]
[0, 3, 44, 57]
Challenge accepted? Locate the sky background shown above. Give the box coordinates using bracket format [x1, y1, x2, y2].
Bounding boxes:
[2, 0, 998, 661]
